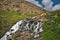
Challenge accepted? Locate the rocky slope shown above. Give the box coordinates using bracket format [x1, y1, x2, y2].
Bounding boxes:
[0, 0, 49, 21]
[0, 0, 47, 14]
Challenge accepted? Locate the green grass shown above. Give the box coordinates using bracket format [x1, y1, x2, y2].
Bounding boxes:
[42, 12, 60, 40]
[0, 11, 36, 38]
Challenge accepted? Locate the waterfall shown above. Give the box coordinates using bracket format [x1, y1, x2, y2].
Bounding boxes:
[0, 18, 43, 40]
[0, 20, 23, 40]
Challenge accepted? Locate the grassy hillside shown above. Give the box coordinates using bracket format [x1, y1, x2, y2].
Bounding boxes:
[42, 10, 60, 40]
[0, 11, 60, 40]
[52, 10, 60, 13]
[0, 11, 35, 38]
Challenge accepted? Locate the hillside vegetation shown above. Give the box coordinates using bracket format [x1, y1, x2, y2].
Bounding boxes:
[42, 10, 60, 40]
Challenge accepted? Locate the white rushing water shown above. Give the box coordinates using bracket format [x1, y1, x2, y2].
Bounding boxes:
[0, 19, 43, 40]
[0, 20, 23, 40]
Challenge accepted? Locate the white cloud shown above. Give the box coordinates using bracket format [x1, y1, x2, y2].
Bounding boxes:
[25, 0, 42, 7]
[52, 4, 60, 11]
[26, 0, 53, 11]
[25, 0, 60, 11]
[42, 0, 53, 11]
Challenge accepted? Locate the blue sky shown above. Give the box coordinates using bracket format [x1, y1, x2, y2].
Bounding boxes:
[52, 0, 60, 6]
[26, 0, 60, 11]
[37, 0, 60, 6]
